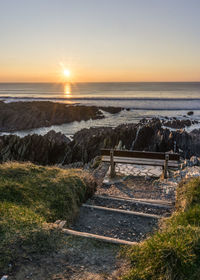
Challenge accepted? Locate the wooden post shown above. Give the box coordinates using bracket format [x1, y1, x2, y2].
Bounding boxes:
[163, 154, 169, 179]
[110, 149, 116, 178]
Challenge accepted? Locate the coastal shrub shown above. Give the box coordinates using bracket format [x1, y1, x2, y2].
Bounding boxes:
[0, 162, 96, 274]
[123, 177, 200, 280]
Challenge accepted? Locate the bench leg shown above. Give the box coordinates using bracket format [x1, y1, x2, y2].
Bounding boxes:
[163, 154, 169, 179]
[110, 150, 116, 178]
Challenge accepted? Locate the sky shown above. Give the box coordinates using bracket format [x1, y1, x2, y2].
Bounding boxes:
[0, 0, 200, 83]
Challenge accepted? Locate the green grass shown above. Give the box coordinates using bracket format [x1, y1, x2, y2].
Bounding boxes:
[123, 177, 200, 280]
[0, 162, 96, 274]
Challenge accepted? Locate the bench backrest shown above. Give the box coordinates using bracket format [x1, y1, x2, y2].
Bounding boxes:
[101, 149, 180, 161]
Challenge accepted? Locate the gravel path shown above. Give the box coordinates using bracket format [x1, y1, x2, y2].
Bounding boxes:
[96, 175, 176, 201]
[87, 195, 172, 216]
[70, 206, 158, 242]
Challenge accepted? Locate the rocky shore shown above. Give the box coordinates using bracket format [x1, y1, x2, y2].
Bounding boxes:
[63, 118, 200, 164]
[0, 101, 122, 132]
[0, 118, 200, 166]
[163, 118, 198, 129]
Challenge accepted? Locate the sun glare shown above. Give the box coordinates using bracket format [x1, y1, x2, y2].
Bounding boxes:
[63, 69, 70, 77]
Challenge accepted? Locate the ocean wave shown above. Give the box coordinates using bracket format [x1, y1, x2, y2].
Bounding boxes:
[1, 96, 200, 101]
[1, 96, 200, 111]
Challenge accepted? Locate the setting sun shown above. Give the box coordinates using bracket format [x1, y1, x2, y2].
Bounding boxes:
[63, 69, 70, 78]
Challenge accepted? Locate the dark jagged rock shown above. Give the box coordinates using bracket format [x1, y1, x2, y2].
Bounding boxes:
[187, 111, 194, 116]
[0, 130, 70, 165]
[188, 129, 200, 156]
[64, 123, 139, 164]
[163, 119, 198, 129]
[190, 128, 200, 135]
[99, 106, 123, 114]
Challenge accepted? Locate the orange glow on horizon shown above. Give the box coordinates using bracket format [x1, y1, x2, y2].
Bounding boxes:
[0, 65, 200, 83]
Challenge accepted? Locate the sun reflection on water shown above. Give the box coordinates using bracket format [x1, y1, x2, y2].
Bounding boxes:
[64, 83, 71, 98]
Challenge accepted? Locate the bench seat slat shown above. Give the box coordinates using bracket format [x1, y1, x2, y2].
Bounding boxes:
[102, 156, 179, 168]
[101, 149, 180, 161]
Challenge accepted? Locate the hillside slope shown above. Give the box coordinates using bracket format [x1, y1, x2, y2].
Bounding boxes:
[0, 162, 96, 275]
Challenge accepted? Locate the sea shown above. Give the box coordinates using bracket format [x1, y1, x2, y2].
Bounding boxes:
[0, 82, 200, 137]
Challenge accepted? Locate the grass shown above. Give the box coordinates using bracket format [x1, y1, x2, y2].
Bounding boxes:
[122, 177, 200, 280]
[0, 162, 96, 275]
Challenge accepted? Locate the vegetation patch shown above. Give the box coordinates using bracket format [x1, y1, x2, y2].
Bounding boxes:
[0, 162, 96, 275]
[123, 177, 200, 280]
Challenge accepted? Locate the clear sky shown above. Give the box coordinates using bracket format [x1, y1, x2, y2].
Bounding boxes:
[0, 0, 200, 82]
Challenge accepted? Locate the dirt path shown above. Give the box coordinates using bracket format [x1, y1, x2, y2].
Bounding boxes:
[10, 236, 127, 280]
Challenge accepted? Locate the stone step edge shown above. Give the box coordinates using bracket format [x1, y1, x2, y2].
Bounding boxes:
[82, 203, 162, 219]
[63, 228, 137, 246]
[92, 194, 174, 208]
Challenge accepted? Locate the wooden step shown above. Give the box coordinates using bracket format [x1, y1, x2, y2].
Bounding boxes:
[63, 228, 137, 246]
[82, 203, 162, 219]
[87, 195, 173, 217]
[93, 194, 174, 208]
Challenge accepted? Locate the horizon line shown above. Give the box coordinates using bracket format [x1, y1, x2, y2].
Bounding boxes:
[0, 81, 200, 84]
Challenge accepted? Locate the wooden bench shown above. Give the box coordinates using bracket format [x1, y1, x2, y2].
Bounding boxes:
[101, 149, 180, 179]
